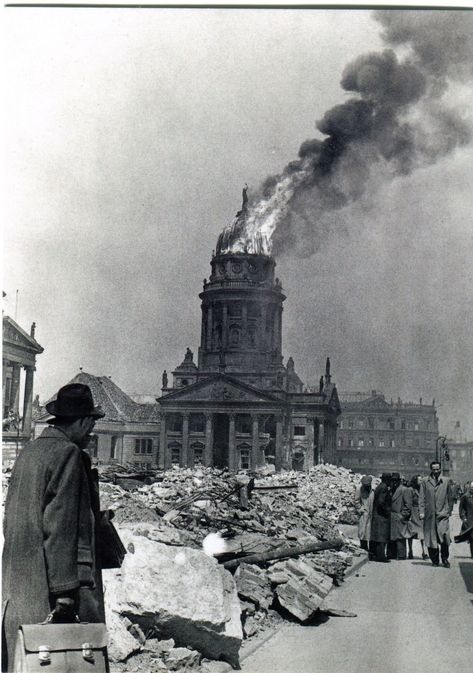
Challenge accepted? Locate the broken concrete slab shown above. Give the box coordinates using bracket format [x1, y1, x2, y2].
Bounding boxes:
[103, 529, 242, 668]
[104, 605, 142, 663]
[275, 558, 333, 622]
[164, 646, 201, 670]
[235, 563, 273, 611]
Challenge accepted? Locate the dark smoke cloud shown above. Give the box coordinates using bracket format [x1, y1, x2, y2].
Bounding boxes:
[249, 10, 473, 256]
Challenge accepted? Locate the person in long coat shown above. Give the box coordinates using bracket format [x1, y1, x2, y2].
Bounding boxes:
[389, 473, 412, 560]
[457, 481, 473, 558]
[355, 475, 375, 555]
[419, 460, 454, 568]
[2, 383, 106, 672]
[370, 473, 392, 562]
[405, 475, 428, 560]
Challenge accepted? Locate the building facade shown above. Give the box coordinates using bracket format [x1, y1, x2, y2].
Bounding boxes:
[336, 391, 439, 479]
[446, 421, 473, 486]
[158, 247, 340, 472]
[2, 316, 44, 461]
[34, 371, 160, 468]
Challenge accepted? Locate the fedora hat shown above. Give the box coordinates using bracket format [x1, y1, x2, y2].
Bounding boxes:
[46, 383, 105, 419]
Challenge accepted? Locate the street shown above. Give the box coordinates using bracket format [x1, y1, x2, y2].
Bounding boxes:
[240, 508, 473, 673]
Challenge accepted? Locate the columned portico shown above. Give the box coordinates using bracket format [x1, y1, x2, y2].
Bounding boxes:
[2, 316, 44, 460]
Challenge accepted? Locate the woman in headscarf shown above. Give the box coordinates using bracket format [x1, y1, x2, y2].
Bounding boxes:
[406, 474, 428, 560]
[355, 475, 375, 556]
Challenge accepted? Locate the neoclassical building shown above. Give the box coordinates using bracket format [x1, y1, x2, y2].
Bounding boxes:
[158, 247, 341, 472]
[2, 316, 44, 460]
[335, 390, 439, 478]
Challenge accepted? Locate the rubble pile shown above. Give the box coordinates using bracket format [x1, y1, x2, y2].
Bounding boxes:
[98, 464, 362, 671]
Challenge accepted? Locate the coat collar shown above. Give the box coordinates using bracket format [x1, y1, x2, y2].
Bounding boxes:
[39, 425, 77, 444]
[427, 475, 444, 487]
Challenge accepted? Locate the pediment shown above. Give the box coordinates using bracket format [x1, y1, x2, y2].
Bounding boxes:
[160, 374, 279, 403]
[3, 316, 44, 354]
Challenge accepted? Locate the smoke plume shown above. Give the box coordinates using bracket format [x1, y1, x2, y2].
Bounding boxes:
[217, 10, 472, 257]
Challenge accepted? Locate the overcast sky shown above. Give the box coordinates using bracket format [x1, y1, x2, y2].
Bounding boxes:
[4, 7, 473, 437]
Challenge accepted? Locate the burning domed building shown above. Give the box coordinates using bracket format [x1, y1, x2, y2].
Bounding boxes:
[158, 190, 340, 472]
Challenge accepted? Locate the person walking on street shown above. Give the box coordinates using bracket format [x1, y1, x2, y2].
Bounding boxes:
[406, 475, 428, 560]
[419, 460, 454, 568]
[370, 473, 392, 563]
[355, 475, 375, 557]
[389, 473, 412, 560]
[2, 383, 106, 672]
[457, 481, 473, 559]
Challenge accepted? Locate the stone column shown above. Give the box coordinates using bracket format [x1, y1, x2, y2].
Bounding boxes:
[306, 418, 315, 468]
[206, 305, 213, 350]
[251, 414, 260, 468]
[181, 413, 190, 468]
[260, 305, 267, 350]
[228, 413, 236, 472]
[204, 413, 213, 466]
[159, 414, 167, 470]
[318, 421, 325, 464]
[278, 306, 283, 353]
[275, 416, 283, 472]
[22, 366, 34, 436]
[242, 302, 248, 347]
[222, 304, 228, 349]
[10, 363, 21, 415]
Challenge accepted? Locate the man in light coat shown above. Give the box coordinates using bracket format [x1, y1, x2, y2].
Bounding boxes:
[389, 472, 413, 560]
[419, 460, 454, 568]
[2, 383, 106, 672]
[355, 475, 375, 556]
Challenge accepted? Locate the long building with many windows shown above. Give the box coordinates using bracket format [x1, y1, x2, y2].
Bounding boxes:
[335, 391, 439, 478]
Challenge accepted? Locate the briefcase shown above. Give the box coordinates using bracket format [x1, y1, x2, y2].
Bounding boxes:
[13, 622, 109, 673]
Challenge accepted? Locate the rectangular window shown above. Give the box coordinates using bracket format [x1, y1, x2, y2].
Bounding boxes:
[348, 438, 354, 447]
[171, 447, 180, 465]
[294, 426, 306, 436]
[240, 449, 250, 470]
[358, 438, 364, 447]
[414, 422, 419, 431]
[135, 438, 153, 454]
[339, 420, 344, 430]
[358, 420, 365, 429]
[390, 439, 395, 448]
[401, 421, 406, 430]
[110, 436, 118, 460]
[169, 414, 183, 433]
[194, 448, 204, 465]
[348, 419, 354, 429]
[379, 437, 385, 447]
[388, 419, 395, 431]
[338, 438, 343, 447]
[368, 438, 374, 447]
[368, 417, 375, 430]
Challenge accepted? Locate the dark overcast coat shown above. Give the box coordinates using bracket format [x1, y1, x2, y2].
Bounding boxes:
[2, 426, 104, 672]
[370, 482, 392, 543]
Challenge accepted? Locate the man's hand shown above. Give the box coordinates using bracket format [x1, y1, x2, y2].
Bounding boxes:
[419, 513, 424, 520]
[51, 595, 77, 623]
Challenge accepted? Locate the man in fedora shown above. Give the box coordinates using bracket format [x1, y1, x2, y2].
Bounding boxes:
[2, 383, 106, 672]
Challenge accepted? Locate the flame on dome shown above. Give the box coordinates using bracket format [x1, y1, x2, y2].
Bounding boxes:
[216, 164, 311, 256]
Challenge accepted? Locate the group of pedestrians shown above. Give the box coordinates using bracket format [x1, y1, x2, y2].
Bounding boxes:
[355, 460, 464, 567]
